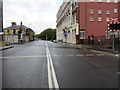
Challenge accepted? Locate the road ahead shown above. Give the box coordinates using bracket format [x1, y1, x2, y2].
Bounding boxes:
[2, 40, 119, 88]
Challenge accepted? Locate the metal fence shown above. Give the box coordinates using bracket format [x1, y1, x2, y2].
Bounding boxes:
[87, 35, 120, 52]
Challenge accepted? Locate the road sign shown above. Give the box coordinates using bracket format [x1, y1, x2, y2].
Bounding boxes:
[108, 18, 120, 31]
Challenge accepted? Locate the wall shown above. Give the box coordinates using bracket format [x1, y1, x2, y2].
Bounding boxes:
[5, 34, 18, 45]
[79, 2, 118, 44]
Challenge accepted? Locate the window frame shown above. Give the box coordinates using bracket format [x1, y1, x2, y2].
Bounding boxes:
[98, 10, 102, 14]
[106, 10, 110, 14]
[114, 8, 118, 13]
[98, 17, 102, 22]
[80, 31, 85, 39]
[89, 16, 94, 22]
[89, 9, 94, 14]
[107, 0, 110, 3]
[106, 17, 110, 22]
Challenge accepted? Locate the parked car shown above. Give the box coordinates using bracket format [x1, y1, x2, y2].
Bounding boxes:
[53, 40, 57, 43]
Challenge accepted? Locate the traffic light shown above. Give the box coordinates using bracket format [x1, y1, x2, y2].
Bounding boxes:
[110, 24, 120, 30]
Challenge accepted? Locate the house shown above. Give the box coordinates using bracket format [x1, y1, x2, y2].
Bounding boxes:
[56, 0, 119, 45]
[4, 22, 35, 45]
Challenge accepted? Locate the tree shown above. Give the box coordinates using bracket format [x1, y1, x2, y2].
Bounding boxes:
[35, 28, 56, 40]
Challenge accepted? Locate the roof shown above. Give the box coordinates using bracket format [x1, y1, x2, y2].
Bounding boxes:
[4, 25, 30, 30]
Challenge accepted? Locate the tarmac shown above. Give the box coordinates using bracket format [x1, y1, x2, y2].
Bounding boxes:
[0, 42, 120, 58]
[58, 42, 120, 58]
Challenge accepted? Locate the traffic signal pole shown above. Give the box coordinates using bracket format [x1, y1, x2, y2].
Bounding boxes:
[112, 33, 115, 53]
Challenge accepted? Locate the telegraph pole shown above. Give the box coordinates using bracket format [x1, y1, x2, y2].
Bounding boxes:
[0, 0, 4, 46]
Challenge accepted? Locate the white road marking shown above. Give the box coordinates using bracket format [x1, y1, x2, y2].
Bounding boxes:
[65, 55, 74, 56]
[53, 55, 63, 57]
[76, 55, 84, 57]
[46, 43, 59, 89]
[0, 55, 46, 59]
[96, 54, 104, 56]
[86, 54, 94, 57]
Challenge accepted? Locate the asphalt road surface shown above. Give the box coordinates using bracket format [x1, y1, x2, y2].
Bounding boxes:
[1, 40, 119, 89]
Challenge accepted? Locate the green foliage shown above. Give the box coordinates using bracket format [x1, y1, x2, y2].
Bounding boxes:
[35, 28, 56, 40]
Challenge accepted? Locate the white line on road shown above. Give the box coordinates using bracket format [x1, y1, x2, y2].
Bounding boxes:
[86, 54, 94, 57]
[65, 55, 74, 56]
[53, 55, 63, 57]
[46, 43, 59, 89]
[96, 54, 104, 56]
[76, 55, 84, 57]
[0, 55, 46, 59]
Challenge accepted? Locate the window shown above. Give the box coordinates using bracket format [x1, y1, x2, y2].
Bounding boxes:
[114, 0, 118, 3]
[7, 30, 9, 33]
[80, 31, 85, 39]
[13, 29, 16, 34]
[73, 14, 76, 24]
[90, 0, 94, 2]
[98, 17, 102, 21]
[106, 17, 110, 22]
[98, 0, 102, 2]
[98, 10, 102, 14]
[89, 9, 94, 14]
[107, 0, 110, 3]
[106, 10, 110, 14]
[89, 16, 94, 21]
[114, 8, 118, 13]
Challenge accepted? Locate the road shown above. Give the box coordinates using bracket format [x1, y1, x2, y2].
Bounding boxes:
[1, 40, 119, 89]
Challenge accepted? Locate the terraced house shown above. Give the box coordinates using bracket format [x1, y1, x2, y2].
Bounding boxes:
[4, 22, 35, 45]
[56, 0, 119, 44]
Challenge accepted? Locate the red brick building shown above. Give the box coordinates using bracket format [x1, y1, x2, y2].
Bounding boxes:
[57, 1, 119, 45]
[77, 2, 118, 44]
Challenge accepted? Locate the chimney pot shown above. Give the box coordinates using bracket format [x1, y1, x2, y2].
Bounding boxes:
[12, 22, 16, 26]
[20, 22, 23, 25]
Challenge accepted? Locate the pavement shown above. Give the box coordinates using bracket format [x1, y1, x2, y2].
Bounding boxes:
[0, 45, 14, 51]
[1, 40, 119, 89]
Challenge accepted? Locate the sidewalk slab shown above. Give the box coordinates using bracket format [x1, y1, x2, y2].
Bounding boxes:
[0, 45, 14, 51]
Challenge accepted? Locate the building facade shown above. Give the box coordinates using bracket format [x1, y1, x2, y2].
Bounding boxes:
[4, 22, 35, 45]
[57, 0, 119, 44]
[56, 2, 79, 44]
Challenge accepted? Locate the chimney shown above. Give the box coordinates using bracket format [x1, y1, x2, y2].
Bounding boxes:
[20, 22, 23, 25]
[12, 22, 16, 26]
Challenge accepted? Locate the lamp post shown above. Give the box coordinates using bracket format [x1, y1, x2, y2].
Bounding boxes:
[0, 0, 4, 46]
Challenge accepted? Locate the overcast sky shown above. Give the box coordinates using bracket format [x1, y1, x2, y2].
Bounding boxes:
[3, 0, 63, 34]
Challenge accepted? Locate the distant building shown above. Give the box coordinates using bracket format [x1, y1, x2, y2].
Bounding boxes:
[4, 22, 35, 45]
[57, 0, 119, 44]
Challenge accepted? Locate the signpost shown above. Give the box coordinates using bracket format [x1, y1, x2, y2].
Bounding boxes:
[108, 18, 120, 53]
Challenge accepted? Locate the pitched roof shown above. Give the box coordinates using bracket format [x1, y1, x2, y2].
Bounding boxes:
[4, 25, 29, 30]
